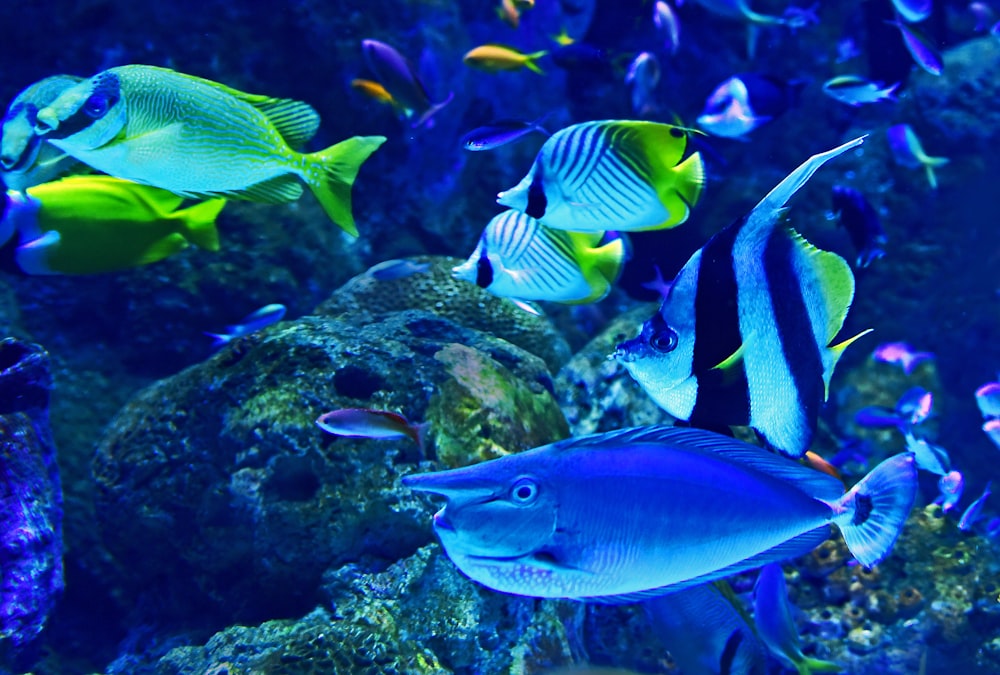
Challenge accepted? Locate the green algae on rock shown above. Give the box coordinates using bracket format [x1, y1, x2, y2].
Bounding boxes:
[427, 343, 569, 468]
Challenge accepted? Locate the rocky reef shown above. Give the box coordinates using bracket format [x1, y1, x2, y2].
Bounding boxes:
[0, 339, 62, 670]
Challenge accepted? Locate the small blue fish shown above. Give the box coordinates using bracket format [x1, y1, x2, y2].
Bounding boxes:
[645, 581, 767, 675]
[904, 432, 951, 475]
[872, 341, 934, 374]
[887, 20, 944, 76]
[854, 386, 932, 432]
[316, 408, 428, 449]
[204, 303, 286, 347]
[653, 1, 681, 55]
[461, 119, 549, 151]
[625, 52, 661, 117]
[822, 76, 899, 107]
[936, 470, 964, 513]
[832, 185, 887, 268]
[983, 418, 1000, 451]
[753, 564, 841, 675]
[892, 0, 932, 23]
[403, 425, 917, 601]
[958, 481, 992, 531]
[364, 258, 431, 281]
[887, 124, 949, 189]
[697, 74, 801, 139]
[975, 381, 1000, 419]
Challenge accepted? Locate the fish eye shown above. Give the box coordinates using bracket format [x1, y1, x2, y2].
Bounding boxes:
[83, 93, 110, 119]
[509, 478, 539, 505]
[649, 326, 678, 353]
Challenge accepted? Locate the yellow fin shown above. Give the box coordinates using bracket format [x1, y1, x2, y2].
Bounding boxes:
[824, 328, 873, 397]
[175, 198, 225, 252]
[523, 50, 548, 75]
[134, 232, 190, 267]
[306, 135, 387, 236]
[787, 227, 855, 344]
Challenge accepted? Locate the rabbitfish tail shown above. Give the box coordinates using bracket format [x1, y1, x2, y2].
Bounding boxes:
[302, 135, 387, 236]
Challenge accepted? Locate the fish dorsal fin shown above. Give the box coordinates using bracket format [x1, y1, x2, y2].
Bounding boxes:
[746, 136, 866, 239]
[585, 526, 832, 604]
[183, 74, 321, 148]
[553, 425, 843, 501]
[786, 226, 855, 343]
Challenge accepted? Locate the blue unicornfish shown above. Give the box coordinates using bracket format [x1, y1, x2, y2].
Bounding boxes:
[451, 209, 627, 304]
[614, 137, 868, 458]
[31, 64, 385, 235]
[753, 564, 841, 675]
[831, 185, 887, 268]
[0, 175, 224, 275]
[644, 581, 767, 675]
[496, 120, 705, 233]
[204, 303, 286, 346]
[403, 425, 917, 601]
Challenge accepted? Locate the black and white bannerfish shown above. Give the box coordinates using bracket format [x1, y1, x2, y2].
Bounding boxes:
[496, 120, 705, 233]
[614, 137, 870, 458]
[452, 209, 627, 304]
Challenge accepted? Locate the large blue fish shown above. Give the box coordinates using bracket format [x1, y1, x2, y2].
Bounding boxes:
[403, 425, 917, 602]
[614, 138, 868, 458]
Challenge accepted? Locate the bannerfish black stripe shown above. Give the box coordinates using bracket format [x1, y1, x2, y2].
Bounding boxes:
[763, 227, 823, 441]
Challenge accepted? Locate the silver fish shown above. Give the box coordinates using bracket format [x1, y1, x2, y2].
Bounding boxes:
[403, 425, 917, 601]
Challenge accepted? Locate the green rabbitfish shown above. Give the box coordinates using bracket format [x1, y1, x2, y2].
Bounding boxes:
[32, 65, 385, 235]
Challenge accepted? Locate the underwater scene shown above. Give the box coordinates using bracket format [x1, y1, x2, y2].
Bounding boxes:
[1, 0, 999, 673]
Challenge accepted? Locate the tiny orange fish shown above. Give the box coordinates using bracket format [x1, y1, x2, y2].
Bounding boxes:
[351, 78, 398, 107]
[804, 450, 842, 482]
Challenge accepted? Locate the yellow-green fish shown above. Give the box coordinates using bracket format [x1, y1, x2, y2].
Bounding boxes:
[463, 44, 548, 74]
[1, 74, 84, 192]
[32, 65, 385, 235]
[0, 175, 224, 275]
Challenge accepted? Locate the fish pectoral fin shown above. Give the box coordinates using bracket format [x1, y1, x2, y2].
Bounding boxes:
[18, 229, 61, 252]
[711, 338, 750, 374]
[528, 550, 581, 572]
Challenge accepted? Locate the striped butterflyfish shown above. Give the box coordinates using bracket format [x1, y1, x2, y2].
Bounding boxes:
[496, 120, 704, 233]
[614, 136, 870, 458]
[452, 209, 626, 304]
[30, 65, 386, 236]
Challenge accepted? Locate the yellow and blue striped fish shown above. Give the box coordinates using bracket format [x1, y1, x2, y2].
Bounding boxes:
[31, 65, 385, 235]
[496, 120, 704, 233]
[452, 208, 626, 304]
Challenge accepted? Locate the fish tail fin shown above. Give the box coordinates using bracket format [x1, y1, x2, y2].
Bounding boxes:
[412, 422, 431, 455]
[176, 198, 226, 252]
[583, 231, 627, 283]
[203, 331, 232, 348]
[652, 150, 705, 229]
[525, 51, 548, 74]
[412, 92, 455, 128]
[306, 135, 388, 236]
[831, 453, 917, 568]
[922, 157, 948, 189]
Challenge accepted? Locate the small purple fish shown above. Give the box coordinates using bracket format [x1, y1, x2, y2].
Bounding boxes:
[316, 408, 428, 449]
[983, 418, 1000, 451]
[936, 470, 964, 513]
[887, 20, 944, 75]
[958, 481, 992, 531]
[872, 341, 934, 374]
[205, 303, 286, 347]
[361, 39, 453, 128]
[975, 381, 1000, 418]
[461, 119, 549, 151]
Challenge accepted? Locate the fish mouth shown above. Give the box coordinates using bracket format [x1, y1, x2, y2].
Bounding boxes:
[612, 336, 647, 363]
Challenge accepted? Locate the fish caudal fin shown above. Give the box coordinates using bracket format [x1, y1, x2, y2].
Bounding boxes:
[831, 453, 916, 568]
[659, 151, 705, 227]
[794, 657, 843, 675]
[573, 231, 626, 284]
[524, 51, 548, 75]
[307, 135, 387, 236]
[922, 156, 948, 190]
[177, 198, 226, 252]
